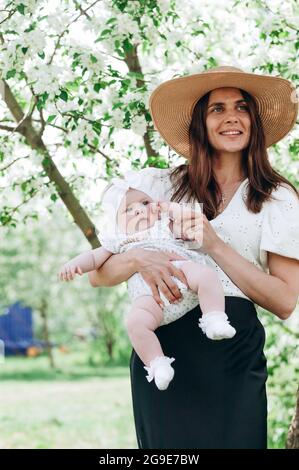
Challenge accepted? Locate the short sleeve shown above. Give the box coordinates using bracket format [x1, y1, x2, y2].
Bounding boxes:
[260, 184, 299, 261]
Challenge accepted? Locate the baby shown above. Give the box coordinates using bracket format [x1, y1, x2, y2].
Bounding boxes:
[59, 174, 236, 391]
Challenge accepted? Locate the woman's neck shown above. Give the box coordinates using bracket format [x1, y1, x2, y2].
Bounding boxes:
[212, 151, 245, 185]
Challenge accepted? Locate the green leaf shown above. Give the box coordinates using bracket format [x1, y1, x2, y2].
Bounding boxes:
[92, 137, 99, 147]
[42, 156, 51, 168]
[59, 90, 68, 102]
[66, 80, 80, 91]
[94, 83, 101, 93]
[6, 69, 16, 79]
[103, 112, 112, 121]
[92, 121, 102, 135]
[36, 92, 49, 111]
[106, 17, 117, 25]
[50, 194, 58, 202]
[47, 115, 56, 123]
[24, 22, 37, 33]
[93, 81, 109, 92]
[123, 38, 134, 53]
[17, 4, 26, 15]
[90, 54, 97, 63]
[100, 28, 112, 37]
[21, 47, 28, 55]
[127, 71, 144, 80]
[38, 51, 45, 59]
[152, 17, 159, 27]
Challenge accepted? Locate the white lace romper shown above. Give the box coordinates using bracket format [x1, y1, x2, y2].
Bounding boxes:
[101, 213, 207, 326]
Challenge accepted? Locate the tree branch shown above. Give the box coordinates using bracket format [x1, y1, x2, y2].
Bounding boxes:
[0, 8, 16, 26]
[124, 44, 159, 162]
[0, 155, 30, 172]
[1, 79, 100, 248]
[0, 124, 15, 132]
[87, 143, 114, 162]
[48, 0, 103, 65]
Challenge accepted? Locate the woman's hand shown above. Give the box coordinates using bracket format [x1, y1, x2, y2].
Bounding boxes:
[132, 248, 189, 309]
[167, 204, 222, 255]
[185, 213, 222, 254]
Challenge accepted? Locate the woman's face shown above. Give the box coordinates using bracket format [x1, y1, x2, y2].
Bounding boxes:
[206, 87, 251, 153]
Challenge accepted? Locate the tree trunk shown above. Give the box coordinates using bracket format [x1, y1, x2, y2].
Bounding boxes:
[124, 44, 159, 162]
[286, 385, 299, 448]
[40, 298, 55, 369]
[1, 43, 160, 246]
[1, 80, 100, 248]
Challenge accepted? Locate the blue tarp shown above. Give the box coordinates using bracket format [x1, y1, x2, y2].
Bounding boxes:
[0, 301, 44, 356]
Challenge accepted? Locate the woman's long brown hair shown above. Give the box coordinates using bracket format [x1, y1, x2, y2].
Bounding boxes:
[169, 89, 298, 220]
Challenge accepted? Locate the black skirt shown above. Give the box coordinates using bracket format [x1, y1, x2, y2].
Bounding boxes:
[129, 296, 268, 449]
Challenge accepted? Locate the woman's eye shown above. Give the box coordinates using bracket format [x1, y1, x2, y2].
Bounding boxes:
[142, 200, 150, 206]
[212, 104, 248, 113]
[126, 207, 133, 213]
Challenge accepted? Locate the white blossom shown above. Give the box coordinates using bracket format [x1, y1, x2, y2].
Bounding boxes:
[24, 62, 64, 97]
[109, 108, 124, 128]
[130, 114, 147, 136]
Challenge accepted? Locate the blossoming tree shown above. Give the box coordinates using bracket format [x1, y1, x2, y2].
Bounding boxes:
[0, 0, 298, 447]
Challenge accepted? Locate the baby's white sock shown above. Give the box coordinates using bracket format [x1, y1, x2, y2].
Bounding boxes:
[144, 356, 175, 391]
[198, 310, 236, 340]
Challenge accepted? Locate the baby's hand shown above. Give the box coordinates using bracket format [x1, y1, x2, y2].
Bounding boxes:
[58, 263, 83, 282]
[159, 201, 183, 220]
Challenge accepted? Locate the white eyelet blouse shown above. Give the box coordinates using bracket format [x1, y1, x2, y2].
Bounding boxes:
[132, 166, 299, 306]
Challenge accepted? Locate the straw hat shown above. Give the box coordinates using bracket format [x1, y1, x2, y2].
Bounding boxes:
[149, 65, 298, 159]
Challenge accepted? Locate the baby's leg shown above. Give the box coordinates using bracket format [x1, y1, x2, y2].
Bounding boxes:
[125, 296, 175, 390]
[125, 296, 165, 367]
[180, 261, 225, 314]
[180, 261, 236, 340]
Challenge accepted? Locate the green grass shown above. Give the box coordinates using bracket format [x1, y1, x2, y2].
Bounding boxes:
[0, 349, 137, 449]
[1, 347, 295, 449]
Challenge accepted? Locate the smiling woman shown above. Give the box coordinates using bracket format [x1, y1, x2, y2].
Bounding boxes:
[90, 65, 299, 449]
[127, 66, 299, 449]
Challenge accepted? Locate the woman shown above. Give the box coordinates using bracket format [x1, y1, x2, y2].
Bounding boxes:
[89, 66, 299, 449]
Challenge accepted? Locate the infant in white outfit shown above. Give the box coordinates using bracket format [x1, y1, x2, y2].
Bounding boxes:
[59, 175, 236, 391]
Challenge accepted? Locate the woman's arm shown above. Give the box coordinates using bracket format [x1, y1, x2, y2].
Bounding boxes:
[209, 240, 299, 320]
[88, 250, 137, 287]
[88, 247, 189, 308]
[173, 208, 299, 320]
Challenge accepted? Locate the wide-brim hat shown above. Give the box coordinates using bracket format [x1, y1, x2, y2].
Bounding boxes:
[149, 65, 298, 159]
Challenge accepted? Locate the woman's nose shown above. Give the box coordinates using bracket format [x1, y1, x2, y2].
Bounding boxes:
[224, 113, 239, 123]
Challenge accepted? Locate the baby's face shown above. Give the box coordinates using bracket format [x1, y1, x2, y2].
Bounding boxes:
[117, 189, 159, 235]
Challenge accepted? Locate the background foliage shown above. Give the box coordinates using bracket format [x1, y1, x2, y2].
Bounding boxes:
[0, 0, 298, 449]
